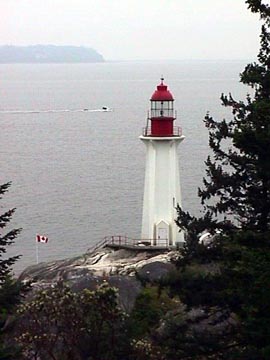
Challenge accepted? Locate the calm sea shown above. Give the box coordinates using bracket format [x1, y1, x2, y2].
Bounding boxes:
[0, 60, 250, 274]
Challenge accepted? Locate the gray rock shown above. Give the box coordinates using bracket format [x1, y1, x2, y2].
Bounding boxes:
[19, 247, 177, 311]
[154, 305, 239, 349]
[137, 261, 175, 282]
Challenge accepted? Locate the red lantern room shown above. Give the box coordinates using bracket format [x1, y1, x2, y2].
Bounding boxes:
[144, 78, 180, 137]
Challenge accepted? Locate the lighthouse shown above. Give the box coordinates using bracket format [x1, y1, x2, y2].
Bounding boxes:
[140, 78, 185, 247]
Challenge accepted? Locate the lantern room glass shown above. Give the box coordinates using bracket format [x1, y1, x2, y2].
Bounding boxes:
[150, 100, 174, 118]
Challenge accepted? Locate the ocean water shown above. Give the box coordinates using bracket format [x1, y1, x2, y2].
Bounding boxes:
[0, 60, 250, 274]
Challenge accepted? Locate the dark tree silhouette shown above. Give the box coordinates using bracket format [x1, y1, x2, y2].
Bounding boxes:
[177, 0, 270, 236]
[171, 2, 270, 358]
[0, 182, 24, 359]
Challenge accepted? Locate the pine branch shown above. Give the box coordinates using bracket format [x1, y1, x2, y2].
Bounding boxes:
[246, 0, 270, 19]
[0, 182, 12, 199]
[0, 209, 16, 229]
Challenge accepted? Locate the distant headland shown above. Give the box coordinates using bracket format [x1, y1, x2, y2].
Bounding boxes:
[0, 45, 104, 63]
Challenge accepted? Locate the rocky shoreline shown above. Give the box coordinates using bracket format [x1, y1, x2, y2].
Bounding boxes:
[17, 247, 238, 346]
[19, 247, 177, 311]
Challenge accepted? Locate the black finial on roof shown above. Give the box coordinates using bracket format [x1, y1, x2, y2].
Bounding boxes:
[161, 76, 164, 84]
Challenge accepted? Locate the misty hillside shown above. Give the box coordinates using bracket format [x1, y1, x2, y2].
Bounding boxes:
[0, 45, 104, 63]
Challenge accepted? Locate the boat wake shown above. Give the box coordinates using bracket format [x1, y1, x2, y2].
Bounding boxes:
[0, 107, 113, 114]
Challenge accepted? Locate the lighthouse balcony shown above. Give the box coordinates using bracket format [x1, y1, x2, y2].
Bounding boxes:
[142, 126, 182, 137]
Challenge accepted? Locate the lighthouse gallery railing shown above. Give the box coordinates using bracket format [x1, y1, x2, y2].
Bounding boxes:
[142, 126, 182, 137]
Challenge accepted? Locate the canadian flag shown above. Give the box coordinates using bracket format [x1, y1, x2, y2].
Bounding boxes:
[36, 234, 48, 243]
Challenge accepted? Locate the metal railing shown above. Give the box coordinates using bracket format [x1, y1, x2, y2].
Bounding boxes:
[111, 236, 171, 247]
[86, 237, 111, 254]
[142, 126, 182, 137]
[87, 235, 171, 253]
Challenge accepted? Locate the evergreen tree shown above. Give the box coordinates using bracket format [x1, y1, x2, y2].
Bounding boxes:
[0, 182, 23, 359]
[0, 182, 21, 282]
[171, 1, 270, 358]
[177, 0, 270, 235]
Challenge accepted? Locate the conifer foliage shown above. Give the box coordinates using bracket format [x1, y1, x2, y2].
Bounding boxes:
[0, 182, 23, 359]
[172, 1, 270, 358]
[177, 0, 270, 234]
[0, 182, 21, 283]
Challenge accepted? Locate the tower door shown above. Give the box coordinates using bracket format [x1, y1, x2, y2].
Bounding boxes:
[156, 223, 169, 246]
[156, 220, 170, 246]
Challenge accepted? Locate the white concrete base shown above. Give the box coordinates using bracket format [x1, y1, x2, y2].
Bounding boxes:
[140, 135, 185, 246]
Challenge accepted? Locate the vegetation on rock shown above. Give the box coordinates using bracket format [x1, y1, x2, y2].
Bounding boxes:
[16, 282, 128, 360]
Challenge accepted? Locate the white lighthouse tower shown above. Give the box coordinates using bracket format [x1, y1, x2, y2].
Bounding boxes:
[140, 78, 185, 247]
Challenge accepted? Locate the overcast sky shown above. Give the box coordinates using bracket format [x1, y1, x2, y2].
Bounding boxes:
[0, 0, 264, 60]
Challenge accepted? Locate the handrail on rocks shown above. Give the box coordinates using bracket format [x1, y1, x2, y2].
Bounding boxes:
[86, 235, 129, 254]
[86, 237, 110, 254]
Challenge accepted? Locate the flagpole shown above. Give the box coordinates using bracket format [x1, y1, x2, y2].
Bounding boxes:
[36, 241, 39, 264]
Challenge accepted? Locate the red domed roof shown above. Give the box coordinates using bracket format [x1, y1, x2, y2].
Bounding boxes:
[151, 78, 174, 101]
